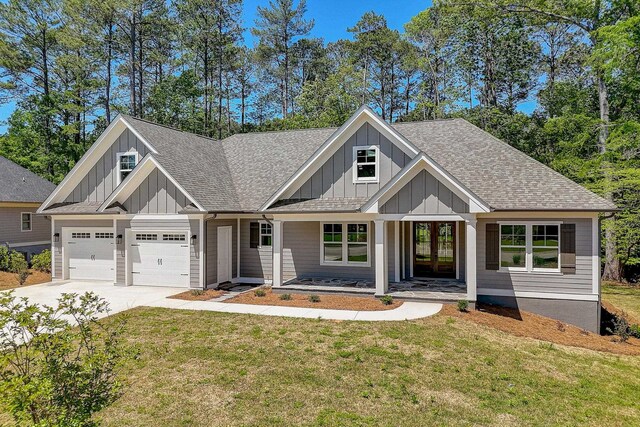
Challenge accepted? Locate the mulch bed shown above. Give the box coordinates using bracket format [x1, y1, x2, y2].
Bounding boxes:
[168, 289, 227, 301]
[224, 287, 403, 311]
[440, 304, 640, 356]
[0, 270, 51, 291]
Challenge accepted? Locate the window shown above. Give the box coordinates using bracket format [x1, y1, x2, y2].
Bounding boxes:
[71, 232, 90, 239]
[353, 146, 378, 182]
[117, 152, 138, 183]
[163, 234, 186, 241]
[500, 224, 526, 269]
[20, 212, 32, 232]
[532, 225, 559, 270]
[499, 223, 561, 273]
[95, 232, 114, 239]
[321, 223, 369, 266]
[260, 223, 272, 247]
[136, 233, 157, 241]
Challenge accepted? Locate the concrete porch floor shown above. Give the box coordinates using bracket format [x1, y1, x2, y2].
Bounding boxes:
[280, 277, 467, 301]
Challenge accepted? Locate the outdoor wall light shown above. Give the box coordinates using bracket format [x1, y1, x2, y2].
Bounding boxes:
[191, 234, 197, 245]
[53, 233, 60, 243]
[116, 234, 123, 244]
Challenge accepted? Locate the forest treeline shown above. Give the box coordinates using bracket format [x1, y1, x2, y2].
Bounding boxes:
[0, 0, 638, 281]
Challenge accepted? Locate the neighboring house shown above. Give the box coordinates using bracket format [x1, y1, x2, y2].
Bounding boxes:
[37, 106, 616, 332]
[1, 156, 56, 261]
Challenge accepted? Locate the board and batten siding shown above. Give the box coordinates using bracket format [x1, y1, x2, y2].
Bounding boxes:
[477, 218, 593, 295]
[123, 168, 190, 214]
[381, 170, 469, 214]
[0, 207, 50, 245]
[52, 219, 113, 279]
[289, 123, 412, 200]
[205, 219, 237, 285]
[65, 129, 149, 203]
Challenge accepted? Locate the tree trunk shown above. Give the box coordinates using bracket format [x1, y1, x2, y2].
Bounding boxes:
[41, 28, 53, 177]
[105, 22, 113, 123]
[129, 14, 137, 116]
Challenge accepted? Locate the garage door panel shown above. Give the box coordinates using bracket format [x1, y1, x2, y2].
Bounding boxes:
[128, 232, 190, 287]
[66, 230, 114, 281]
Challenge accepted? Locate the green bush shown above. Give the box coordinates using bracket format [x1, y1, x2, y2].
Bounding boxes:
[254, 289, 266, 297]
[457, 299, 469, 312]
[279, 293, 292, 301]
[308, 295, 321, 303]
[8, 251, 29, 286]
[607, 312, 631, 342]
[190, 289, 204, 296]
[630, 324, 640, 339]
[0, 245, 9, 271]
[31, 249, 51, 273]
[380, 295, 394, 305]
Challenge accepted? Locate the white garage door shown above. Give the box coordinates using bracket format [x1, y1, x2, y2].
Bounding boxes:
[66, 230, 114, 280]
[129, 232, 190, 287]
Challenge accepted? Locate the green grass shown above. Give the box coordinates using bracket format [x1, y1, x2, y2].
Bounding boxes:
[603, 282, 640, 321]
[3, 307, 638, 426]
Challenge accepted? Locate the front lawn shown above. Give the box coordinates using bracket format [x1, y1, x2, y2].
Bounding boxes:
[10, 306, 632, 426]
[602, 282, 640, 322]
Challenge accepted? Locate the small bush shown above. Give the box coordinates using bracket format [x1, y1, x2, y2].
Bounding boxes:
[630, 324, 640, 339]
[31, 249, 51, 273]
[308, 294, 321, 303]
[607, 312, 631, 342]
[0, 245, 9, 271]
[254, 289, 266, 297]
[190, 289, 204, 296]
[8, 251, 28, 286]
[457, 299, 469, 312]
[380, 295, 394, 306]
[279, 293, 292, 301]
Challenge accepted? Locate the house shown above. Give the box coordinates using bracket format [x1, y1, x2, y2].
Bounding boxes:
[37, 106, 616, 332]
[1, 156, 56, 261]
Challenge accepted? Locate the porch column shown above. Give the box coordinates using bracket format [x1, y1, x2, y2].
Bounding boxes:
[374, 220, 388, 296]
[272, 220, 283, 287]
[394, 221, 400, 282]
[465, 218, 477, 303]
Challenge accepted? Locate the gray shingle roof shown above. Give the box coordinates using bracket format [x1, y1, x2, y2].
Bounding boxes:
[0, 156, 56, 203]
[267, 198, 368, 212]
[43, 201, 125, 214]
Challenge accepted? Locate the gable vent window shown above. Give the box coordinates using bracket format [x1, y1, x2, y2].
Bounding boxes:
[353, 146, 378, 183]
[117, 152, 138, 184]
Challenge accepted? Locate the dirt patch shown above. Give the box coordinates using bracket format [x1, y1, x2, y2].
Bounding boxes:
[167, 289, 227, 301]
[224, 287, 403, 311]
[0, 270, 51, 291]
[440, 304, 640, 356]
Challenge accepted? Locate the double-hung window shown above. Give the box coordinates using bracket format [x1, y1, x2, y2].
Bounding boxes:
[353, 146, 378, 183]
[499, 223, 561, 273]
[260, 223, 272, 247]
[322, 223, 369, 266]
[21, 212, 32, 232]
[117, 152, 138, 184]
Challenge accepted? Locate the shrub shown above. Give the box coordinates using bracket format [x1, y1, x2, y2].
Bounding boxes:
[254, 289, 266, 297]
[607, 312, 631, 342]
[457, 299, 469, 312]
[308, 294, 321, 303]
[0, 245, 9, 271]
[0, 291, 134, 426]
[279, 293, 292, 301]
[8, 251, 28, 286]
[31, 249, 51, 273]
[630, 324, 640, 339]
[380, 295, 394, 306]
[190, 289, 204, 296]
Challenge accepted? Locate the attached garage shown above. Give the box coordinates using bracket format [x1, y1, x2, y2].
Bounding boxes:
[127, 230, 190, 287]
[64, 228, 114, 281]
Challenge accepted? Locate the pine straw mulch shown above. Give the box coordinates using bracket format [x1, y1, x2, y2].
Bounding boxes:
[0, 270, 51, 291]
[440, 304, 640, 356]
[224, 287, 403, 311]
[167, 289, 227, 301]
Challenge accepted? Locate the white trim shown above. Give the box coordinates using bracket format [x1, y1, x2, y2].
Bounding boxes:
[394, 221, 400, 282]
[477, 288, 600, 302]
[200, 217, 205, 288]
[7, 240, 51, 248]
[272, 220, 283, 287]
[409, 221, 414, 277]
[258, 220, 273, 248]
[592, 217, 600, 295]
[455, 221, 460, 280]
[400, 221, 405, 279]
[352, 145, 380, 184]
[216, 225, 233, 284]
[51, 217, 55, 278]
[116, 151, 139, 186]
[361, 153, 491, 214]
[259, 105, 420, 211]
[125, 228, 190, 286]
[236, 218, 241, 279]
[38, 115, 157, 213]
[113, 218, 117, 284]
[480, 212, 599, 219]
[61, 226, 114, 281]
[377, 214, 472, 222]
[374, 220, 388, 295]
[319, 222, 371, 268]
[497, 222, 562, 274]
[20, 212, 32, 232]
[465, 219, 477, 301]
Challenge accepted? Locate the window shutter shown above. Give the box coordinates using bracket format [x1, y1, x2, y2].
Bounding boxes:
[486, 223, 499, 270]
[561, 224, 576, 274]
[250, 222, 259, 248]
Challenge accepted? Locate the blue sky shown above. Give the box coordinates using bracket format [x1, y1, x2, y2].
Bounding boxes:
[0, 0, 536, 132]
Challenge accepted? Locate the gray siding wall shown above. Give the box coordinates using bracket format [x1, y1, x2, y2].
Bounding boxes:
[52, 219, 113, 279]
[381, 170, 468, 214]
[0, 207, 50, 245]
[123, 168, 190, 214]
[115, 219, 130, 284]
[477, 218, 593, 295]
[290, 123, 411, 200]
[65, 129, 149, 203]
[240, 219, 272, 279]
[205, 219, 238, 285]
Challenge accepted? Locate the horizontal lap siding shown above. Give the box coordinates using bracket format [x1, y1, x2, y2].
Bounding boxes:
[65, 129, 148, 203]
[206, 219, 237, 285]
[240, 219, 272, 279]
[52, 219, 114, 279]
[0, 207, 50, 245]
[477, 218, 593, 294]
[115, 219, 130, 284]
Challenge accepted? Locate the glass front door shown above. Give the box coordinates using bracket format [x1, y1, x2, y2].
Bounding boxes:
[413, 222, 456, 278]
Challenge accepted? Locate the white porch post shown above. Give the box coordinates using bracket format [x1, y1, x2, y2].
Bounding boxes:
[272, 220, 283, 287]
[394, 221, 400, 282]
[374, 220, 388, 296]
[465, 218, 477, 302]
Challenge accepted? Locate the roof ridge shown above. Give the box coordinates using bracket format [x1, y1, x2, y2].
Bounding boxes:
[120, 114, 220, 142]
[221, 126, 339, 140]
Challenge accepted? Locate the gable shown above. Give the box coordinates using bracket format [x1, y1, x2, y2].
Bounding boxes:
[380, 169, 469, 214]
[288, 123, 412, 200]
[123, 167, 190, 214]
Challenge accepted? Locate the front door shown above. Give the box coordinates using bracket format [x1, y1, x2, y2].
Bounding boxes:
[414, 222, 455, 278]
[217, 226, 232, 284]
